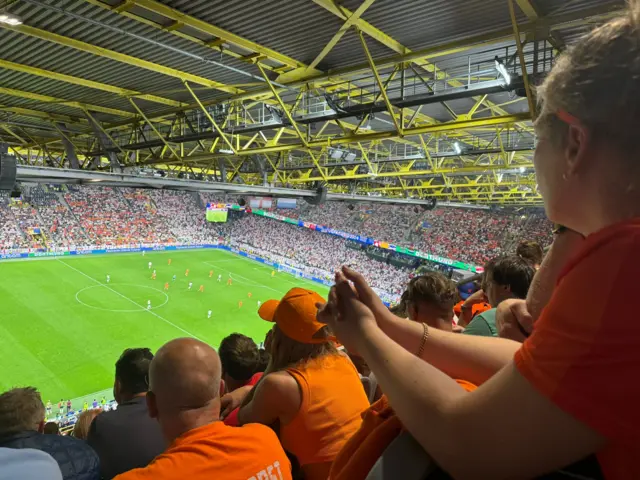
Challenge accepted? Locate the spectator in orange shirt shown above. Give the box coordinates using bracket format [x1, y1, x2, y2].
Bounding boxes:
[234, 288, 369, 480]
[114, 338, 292, 480]
[317, 5, 640, 477]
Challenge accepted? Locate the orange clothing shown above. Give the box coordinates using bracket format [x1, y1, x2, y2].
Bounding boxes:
[329, 380, 476, 480]
[453, 300, 490, 320]
[114, 421, 292, 480]
[515, 218, 640, 480]
[280, 354, 369, 480]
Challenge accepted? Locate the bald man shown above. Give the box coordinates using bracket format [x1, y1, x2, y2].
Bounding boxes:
[114, 338, 292, 480]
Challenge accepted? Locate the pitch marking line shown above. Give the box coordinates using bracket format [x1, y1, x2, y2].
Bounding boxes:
[75, 284, 169, 313]
[57, 259, 203, 341]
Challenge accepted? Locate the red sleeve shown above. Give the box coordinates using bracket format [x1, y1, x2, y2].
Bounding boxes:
[514, 225, 640, 445]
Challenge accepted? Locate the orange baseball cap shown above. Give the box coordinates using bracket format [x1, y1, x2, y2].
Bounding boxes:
[258, 287, 330, 344]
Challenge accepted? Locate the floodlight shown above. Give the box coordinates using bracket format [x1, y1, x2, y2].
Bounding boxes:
[495, 57, 511, 86]
[219, 149, 234, 154]
[0, 14, 22, 25]
[453, 142, 462, 155]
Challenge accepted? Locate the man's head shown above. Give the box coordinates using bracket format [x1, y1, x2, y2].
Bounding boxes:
[405, 272, 458, 331]
[516, 241, 544, 269]
[483, 255, 536, 307]
[219, 333, 259, 392]
[43, 422, 59, 435]
[146, 338, 222, 443]
[114, 348, 154, 404]
[0, 387, 45, 437]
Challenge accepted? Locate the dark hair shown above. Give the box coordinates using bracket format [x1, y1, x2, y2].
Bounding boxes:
[43, 421, 59, 435]
[405, 272, 457, 312]
[389, 291, 408, 317]
[256, 348, 270, 373]
[485, 255, 535, 299]
[516, 240, 544, 266]
[219, 333, 259, 382]
[115, 348, 154, 395]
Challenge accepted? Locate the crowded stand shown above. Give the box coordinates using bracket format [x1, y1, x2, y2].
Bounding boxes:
[3, 4, 640, 480]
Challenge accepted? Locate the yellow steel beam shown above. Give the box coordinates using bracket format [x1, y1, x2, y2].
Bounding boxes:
[129, 99, 180, 161]
[3, 24, 242, 94]
[183, 81, 236, 154]
[509, 0, 537, 118]
[0, 87, 136, 119]
[208, 112, 530, 157]
[1, 125, 28, 144]
[0, 104, 87, 126]
[256, 64, 308, 147]
[307, 0, 376, 71]
[0, 59, 183, 108]
[84, 0, 282, 74]
[83, 108, 127, 158]
[358, 30, 403, 135]
[122, 0, 307, 70]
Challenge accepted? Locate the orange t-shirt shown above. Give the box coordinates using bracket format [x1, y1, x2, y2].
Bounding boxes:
[514, 218, 640, 480]
[453, 300, 491, 321]
[280, 354, 369, 479]
[329, 380, 477, 480]
[114, 421, 292, 480]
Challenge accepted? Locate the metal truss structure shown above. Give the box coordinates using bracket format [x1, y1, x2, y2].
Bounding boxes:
[0, 0, 624, 205]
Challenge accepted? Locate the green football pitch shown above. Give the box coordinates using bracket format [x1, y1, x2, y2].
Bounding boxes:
[0, 249, 329, 410]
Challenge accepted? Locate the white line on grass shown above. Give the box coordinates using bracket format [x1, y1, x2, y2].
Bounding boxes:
[57, 259, 203, 342]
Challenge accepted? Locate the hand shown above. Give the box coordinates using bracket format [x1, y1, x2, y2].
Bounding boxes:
[495, 299, 533, 342]
[463, 289, 488, 307]
[339, 266, 395, 326]
[316, 269, 378, 353]
[452, 324, 465, 334]
[220, 384, 253, 419]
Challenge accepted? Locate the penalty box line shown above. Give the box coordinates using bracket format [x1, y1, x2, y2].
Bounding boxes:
[57, 259, 203, 342]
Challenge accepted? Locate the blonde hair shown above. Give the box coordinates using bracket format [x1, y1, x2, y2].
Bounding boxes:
[535, 0, 640, 152]
[266, 325, 338, 373]
[0, 387, 45, 436]
[73, 409, 101, 440]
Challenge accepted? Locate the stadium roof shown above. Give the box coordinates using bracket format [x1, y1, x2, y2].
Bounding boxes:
[0, 0, 624, 205]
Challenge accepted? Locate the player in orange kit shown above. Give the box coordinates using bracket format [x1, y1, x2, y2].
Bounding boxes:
[209, 270, 213, 278]
[185, 269, 189, 277]
[151, 270, 156, 280]
[248, 292, 252, 299]
[227, 276, 233, 286]
[164, 282, 169, 291]
[198, 284, 204, 293]
[168, 258, 172, 265]
[238, 300, 243, 309]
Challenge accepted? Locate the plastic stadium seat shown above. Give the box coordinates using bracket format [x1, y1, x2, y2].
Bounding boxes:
[365, 431, 440, 480]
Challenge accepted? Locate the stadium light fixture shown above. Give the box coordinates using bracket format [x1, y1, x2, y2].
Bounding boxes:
[519, 166, 526, 173]
[495, 57, 511, 86]
[453, 142, 462, 155]
[219, 149, 234, 154]
[0, 13, 22, 25]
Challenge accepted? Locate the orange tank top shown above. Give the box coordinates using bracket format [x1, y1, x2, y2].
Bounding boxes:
[281, 354, 369, 477]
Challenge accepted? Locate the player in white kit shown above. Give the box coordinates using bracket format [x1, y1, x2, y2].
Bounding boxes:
[257, 300, 261, 308]
[188, 282, 193, 290]
[217, 274, 222, 282]
[207, 310, 212, 319]
[106, 274, 110, 283]
[147, 300, 151, 310]
[148, 261, 152, 269]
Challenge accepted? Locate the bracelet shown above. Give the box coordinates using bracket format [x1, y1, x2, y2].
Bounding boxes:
[416, 322, 430, 357]
[552, 224, 568, 235]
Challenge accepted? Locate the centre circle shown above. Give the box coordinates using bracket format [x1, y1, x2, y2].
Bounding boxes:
[75, 283, 169, 312]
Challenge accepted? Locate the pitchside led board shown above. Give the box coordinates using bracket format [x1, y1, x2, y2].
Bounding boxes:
[206, 203, 228, 223]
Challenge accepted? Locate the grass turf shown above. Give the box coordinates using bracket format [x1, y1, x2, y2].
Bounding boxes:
[0, 249, 329, 408]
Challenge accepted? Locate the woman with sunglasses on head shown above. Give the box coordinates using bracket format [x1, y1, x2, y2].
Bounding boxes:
[319, 4, 640, 479]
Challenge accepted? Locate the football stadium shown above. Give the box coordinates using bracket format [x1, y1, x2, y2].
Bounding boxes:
[0, 1, 636, 479]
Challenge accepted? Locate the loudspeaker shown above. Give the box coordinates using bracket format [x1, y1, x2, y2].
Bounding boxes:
[421, 198, 437, 211]
[348, 204, 355, 211]
[303, 186, 327, 206]
[0, 155, 17, 191]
